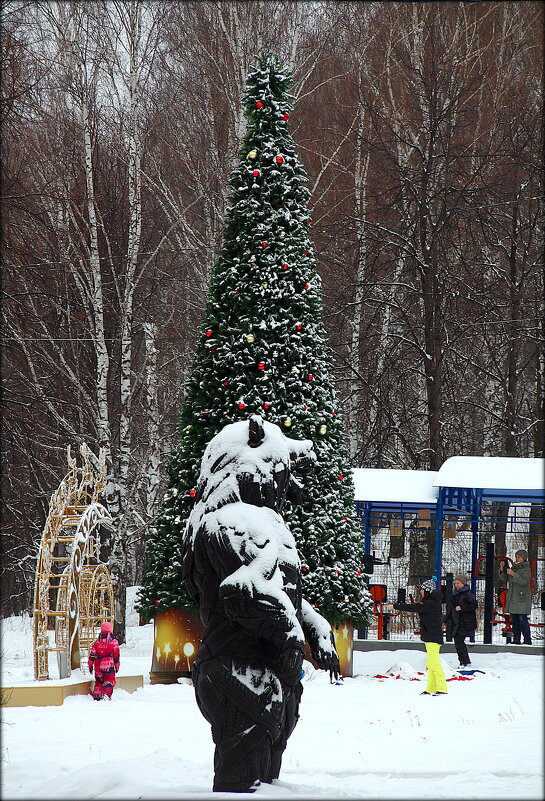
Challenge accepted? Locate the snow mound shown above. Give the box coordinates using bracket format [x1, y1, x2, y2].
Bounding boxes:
[374, 658, 461, 681]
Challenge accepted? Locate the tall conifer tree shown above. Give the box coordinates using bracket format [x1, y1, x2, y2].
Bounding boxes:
[138, 55, 371, 627]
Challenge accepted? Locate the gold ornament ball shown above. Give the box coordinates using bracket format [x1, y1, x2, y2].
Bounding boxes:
[318, 424, 327, 435]
[248, 150, 258, 159]
[263, 282, 268, 288]
[344, 595, 350, 603]
[246, 334, 255, 343]
[283, 417, 292, 428]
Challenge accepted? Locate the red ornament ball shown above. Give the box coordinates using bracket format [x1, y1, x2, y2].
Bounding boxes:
[258, 362, 265, 370]
[252, 169, 260, 178]
[263, 402, 270, 410]
[275, 155, 284, 164]
[205, 329, 212, 337]
[189, 489, 196, 497]
[155, 600, 160, 605]
[296, 323, 302, 330]
[282, 113, 289, 121]
[223, 381, 229, 386]
[262, 242, 268, 248]
[357, 569, 361, 576]
[255, 100, 264, 109]
[283, 263, 289, 271]
[308, 374, 314, 381]
[238, 402, 245, 409]
[304, 283, 309, 290]
[339, 474, 344, 480]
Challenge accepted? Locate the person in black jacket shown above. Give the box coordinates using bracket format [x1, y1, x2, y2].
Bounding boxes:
[386, 579, 447, 696]
[444, 573, 477, 668]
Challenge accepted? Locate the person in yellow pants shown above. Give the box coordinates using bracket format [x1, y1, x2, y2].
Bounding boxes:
[387, 578, 447, 696]
[424, 642, 447, 694]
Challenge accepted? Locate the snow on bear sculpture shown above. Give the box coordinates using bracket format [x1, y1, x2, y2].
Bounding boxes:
[182, 415, 340, 793]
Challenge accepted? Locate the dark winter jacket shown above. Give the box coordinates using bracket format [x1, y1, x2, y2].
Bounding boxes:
[393, 589, 444, 644]
[506, 560, 532, 615]
[444, 584, 477, 636]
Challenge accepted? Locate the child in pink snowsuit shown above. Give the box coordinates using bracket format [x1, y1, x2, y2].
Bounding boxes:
[88, 621, 120, 700]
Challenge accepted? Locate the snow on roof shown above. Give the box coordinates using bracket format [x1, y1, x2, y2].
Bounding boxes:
[351, 468, 438, 504]
[434, 456, 544, 491]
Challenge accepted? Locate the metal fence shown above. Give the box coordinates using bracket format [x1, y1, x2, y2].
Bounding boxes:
[358, 503, 544, 643]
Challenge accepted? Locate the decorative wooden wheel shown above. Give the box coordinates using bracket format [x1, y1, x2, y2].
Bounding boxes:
[33, 444, 114, 680]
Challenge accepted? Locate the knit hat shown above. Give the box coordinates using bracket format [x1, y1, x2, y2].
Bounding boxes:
[101, 620, 113, 634]
[454, 573, 469, 585]
[515, 549, 528, 561]
[421, 579, 436, 593]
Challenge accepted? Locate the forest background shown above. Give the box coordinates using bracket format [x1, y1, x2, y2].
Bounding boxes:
[2, 1, 543, 621]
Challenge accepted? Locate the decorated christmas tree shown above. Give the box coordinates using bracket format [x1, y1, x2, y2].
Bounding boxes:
[138, 54, 371, 629]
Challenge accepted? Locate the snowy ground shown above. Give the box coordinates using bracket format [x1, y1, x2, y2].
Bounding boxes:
[2, 615, 543, 800]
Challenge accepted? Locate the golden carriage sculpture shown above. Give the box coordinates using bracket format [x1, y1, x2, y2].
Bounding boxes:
[33, 443, 114, 680]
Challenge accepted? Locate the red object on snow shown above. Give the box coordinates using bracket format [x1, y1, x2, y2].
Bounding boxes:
[255, 101, 264, 109]
[263, 402, 270, 410]
[238, 402, 245, 409]
[189, 488, 196, 497]
[262, 242, 268, 248]
[282, 113, 289, 121]
[252, 170, 260, 178]
[205, 329, 212, 337]
[283, 263, 289, 270]
[88, 631, 120, 700]
[258, 362, 265, 370]
[308, 374, 314, 381]
[275, 155, 284, 164]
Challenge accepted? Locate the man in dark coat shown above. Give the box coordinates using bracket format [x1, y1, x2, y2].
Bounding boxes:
[182, 416, 340, 793]
[444, 573, 478, 667]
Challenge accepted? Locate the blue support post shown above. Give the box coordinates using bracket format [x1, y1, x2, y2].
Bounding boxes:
[360, 502, 372, 641]
[434, 491, 444, 587]
[470, 496, 480, 596]
[469, 493, 481, 643]
[364, 502, 371, 556]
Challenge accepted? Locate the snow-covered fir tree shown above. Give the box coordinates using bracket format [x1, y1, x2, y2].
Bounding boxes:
[137, 54, 372, 628]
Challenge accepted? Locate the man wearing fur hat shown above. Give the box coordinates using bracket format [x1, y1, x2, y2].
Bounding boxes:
[506, 550, 532, 645]
[444, 574, 477, 667]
